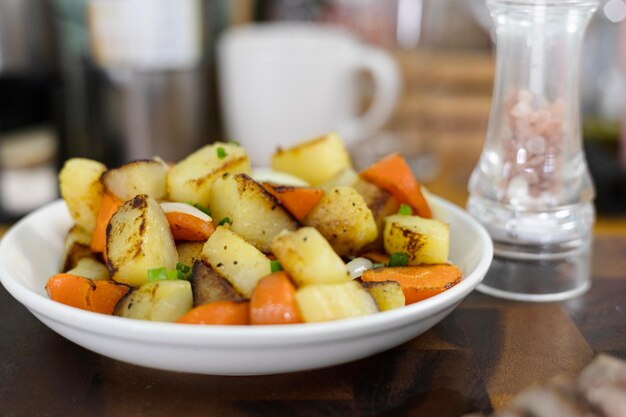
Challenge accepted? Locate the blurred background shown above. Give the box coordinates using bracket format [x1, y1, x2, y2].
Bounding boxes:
[0, 0, 624, 223]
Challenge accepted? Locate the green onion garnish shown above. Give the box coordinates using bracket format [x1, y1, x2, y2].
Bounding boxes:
[193, 203, 211, 216]
[389, 252, 409, 267]
[372, 262, 386, 268]
[270, 260, 282, 273]
[398, 204, 413, 216]
[219, 217, 232, 226]
[216, 147, 227, 159]
[147, 267, 166, 282]
[148, 266, 190, 282]
[147, 267, 179, 282]
[176, 262, 191, 274]
[176, 263, 193, 280]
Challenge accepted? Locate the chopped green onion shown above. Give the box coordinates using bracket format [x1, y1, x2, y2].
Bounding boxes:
[372, 262, 386, 269]
[219, 217, 232, 226]
[164, 269, 179, 280]
[270, 260, 282, 273]
[148, 266, 188, 282]
[192, 203, 211, 216]
[147, 267, 166, 282]
[176, 263, 192, 280]
[389, 252, 409, 267]
[216, 147, 227, 159]
[398, 204, 413, 216]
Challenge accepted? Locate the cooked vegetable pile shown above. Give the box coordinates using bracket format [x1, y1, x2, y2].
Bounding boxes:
[47, 132, 462, 325]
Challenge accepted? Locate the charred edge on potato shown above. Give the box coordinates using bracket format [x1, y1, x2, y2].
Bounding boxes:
[188, 156, 248, 187]
[390, 223, 426, 257]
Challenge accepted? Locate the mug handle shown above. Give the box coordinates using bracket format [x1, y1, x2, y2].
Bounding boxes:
[340, 46, 402, 144]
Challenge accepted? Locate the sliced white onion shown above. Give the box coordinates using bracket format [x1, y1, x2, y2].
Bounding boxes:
[251, 168, 309, 187]
[346, 257, 374, 279]
[160, 202, 212, 222]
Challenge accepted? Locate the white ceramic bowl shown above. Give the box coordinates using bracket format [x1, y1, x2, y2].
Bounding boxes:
[0, 196, 492, 375]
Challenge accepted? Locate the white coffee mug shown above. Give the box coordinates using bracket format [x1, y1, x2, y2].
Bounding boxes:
[217, 23, 401, 166]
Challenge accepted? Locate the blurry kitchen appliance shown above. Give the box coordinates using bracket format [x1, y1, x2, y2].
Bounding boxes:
[0, 0, 59, 221]
[58, 0, 222, 167]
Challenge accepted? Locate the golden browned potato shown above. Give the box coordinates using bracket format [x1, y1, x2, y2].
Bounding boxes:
[295, 281, 379, 322]
[271, 132, 352, 186]
[167, 142, 250, 206]
[384, 214, 450, 265]
[176, 241, 205, 267]
[61, 225, 93, 272]
[201, 226, 271, 297]
[59, 158, 107, 234]
[106, 194, 178, 287]
[190, 261, 245, 307]
[209, 173, 298, 252]
[353, 178, 401, 252]
[303, 186, 378, 257]
[66, 257, 110, 280]
[101, 159, 168, 201]
[271, 227, 350, 286]
[114, 280, 193, 322]
[360, 281, 405, 311]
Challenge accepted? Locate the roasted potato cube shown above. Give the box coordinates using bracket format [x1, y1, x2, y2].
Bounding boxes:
[271, 132, 352, 186]
[295, 281, 378, 322]
[190, 260, 245, 306]
[361, 281, 405, 311]
[303, 186, 378, 256]
[101, 159, 168, 201]
[106, 194, 178, 287]
[167, 142, 250, 206]
[384, 214, 450, 265]
[61, 225, 94, 272]
[114, 280, 193, 322]
[201, 227, 271, 297]
[271, 227, 350, 286]
[66, 257, 110, 280]
[176, 241, 205, 267]
[59, 158, 107, 234]
[209, 173, 298, 252]
[353, 178, 401, 252]
[318, 168, 358, 192]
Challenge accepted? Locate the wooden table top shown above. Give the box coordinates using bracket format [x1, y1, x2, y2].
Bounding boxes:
[1, 50, 625, 417]
[1, 236, 624, 417]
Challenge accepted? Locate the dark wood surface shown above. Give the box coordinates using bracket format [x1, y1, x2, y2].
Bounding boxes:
[1, 178, 625, 415]
[1, 51, 625, 417]
[1, 234, 624, 417]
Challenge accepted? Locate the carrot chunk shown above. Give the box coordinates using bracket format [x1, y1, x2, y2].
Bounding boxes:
[250, 272, 302, 325]
[165, 212, 215, 241]
[262, 183, 324, 222]
[91, 192, 123, 253]
[361, 264, 462, 304]
[45, 273, 130, 314]
[176, 301, 250, 325]
[360, 153, 432, 219]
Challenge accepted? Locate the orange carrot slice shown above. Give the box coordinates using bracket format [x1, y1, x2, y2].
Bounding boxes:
[262, 183, 323, 222]
[46, 273, 130, 314]
[176, 301, 250, 325]
[165, 212, 215, 241]
[360, 153, 432, 219]
[250, 272, 302, 325]
[161, 202, 215, 241]
[91, 192, 123, 253]
[361, 264, 462, 305]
